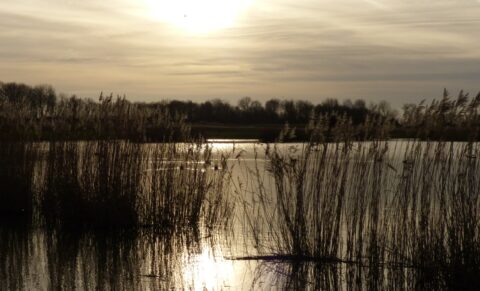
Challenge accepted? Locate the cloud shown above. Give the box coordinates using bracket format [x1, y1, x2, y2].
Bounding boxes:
[0, 0, 479, 105]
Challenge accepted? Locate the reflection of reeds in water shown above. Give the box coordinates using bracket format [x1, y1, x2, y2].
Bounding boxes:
[0, 226, 231, 291]
[242, 109, 480, 289]
[43, 229, 142, 291]
[249, 259, 442, 290]
[0, 226, 32, 290]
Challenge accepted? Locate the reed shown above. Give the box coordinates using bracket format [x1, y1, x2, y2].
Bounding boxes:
[0, 95, 233, 231]
[40, 141, 145, 228]
[0, 142, 39, 223]
[0, 93, 190, 142]
[2, 87, 480, 288]
[36, 139, 233, 230]
[241, 91, 480, 288]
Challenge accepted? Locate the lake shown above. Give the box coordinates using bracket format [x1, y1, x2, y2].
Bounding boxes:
[1, 139, 479, 290]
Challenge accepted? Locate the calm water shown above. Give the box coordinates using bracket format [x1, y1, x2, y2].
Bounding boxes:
[0, 140, 475, 290]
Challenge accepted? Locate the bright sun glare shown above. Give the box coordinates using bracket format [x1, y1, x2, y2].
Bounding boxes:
[183, 247, 234, 290]
[146, 0, 252, 33]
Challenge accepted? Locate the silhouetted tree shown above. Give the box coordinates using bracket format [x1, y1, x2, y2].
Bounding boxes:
[0, 82, 57, 109]
[237, 97, 252, 111]
[354, 99, 366, 109]
[295, 100, 314, 123]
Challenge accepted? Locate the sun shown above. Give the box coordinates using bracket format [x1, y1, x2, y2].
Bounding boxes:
[146, 0, 252, 34]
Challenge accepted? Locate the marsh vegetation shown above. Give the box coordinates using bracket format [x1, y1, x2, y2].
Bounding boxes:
[1, 84, 480, 290]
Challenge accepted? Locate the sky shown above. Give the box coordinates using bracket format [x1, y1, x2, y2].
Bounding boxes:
[0, 0, 479, 107]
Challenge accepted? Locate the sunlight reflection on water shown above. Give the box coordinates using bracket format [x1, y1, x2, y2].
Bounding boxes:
[183, 247, 234, 290]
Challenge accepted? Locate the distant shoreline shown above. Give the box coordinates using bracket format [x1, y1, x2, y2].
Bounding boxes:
[191, 122, 476, 142]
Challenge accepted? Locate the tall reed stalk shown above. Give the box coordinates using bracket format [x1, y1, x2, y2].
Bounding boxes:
[242, 96, 480, 288]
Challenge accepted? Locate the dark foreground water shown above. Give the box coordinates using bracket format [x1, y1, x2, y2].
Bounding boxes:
[1, 140, 479, 290]
[0, 226, 431, 290]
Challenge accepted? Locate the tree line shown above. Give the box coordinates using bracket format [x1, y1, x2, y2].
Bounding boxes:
[153, 96, 386, 125]
[0, 82, 396, 124]
[1, 81, 478, 141]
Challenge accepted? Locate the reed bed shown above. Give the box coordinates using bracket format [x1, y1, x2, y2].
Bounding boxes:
[33, 139, 234, 230]
[143, 142, 233, 230]
[0, 142, 39, 223]
[1, 88, 480, 288]
[241, 91, 480, 289]
[40, 141, 145, 228]
[0, 93, 190, 142]
[243, 140, 480, 288]
[0, 107, 232, 232]
[0, 91, 234, 230]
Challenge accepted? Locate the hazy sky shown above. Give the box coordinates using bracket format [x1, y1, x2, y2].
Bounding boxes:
[1, 0, 479, 106]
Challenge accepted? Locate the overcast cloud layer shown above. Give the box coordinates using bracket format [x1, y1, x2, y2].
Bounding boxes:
[1, 0, 479, 106]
